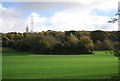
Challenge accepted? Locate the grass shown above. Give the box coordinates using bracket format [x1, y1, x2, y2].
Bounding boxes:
[2, 48, 118, 79]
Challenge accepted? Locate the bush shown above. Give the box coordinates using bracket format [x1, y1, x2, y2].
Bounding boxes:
[77, 36, 94, 54]
[94, 41, 102, 50]
[95, 40, 113, 51]
[2, 36, 10, 47]
[102, 40, 113, 50]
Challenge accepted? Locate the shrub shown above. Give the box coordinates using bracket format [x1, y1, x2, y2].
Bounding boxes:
[102, 40, 113, 50]
[78, 36, 94, 54]
[90, 30, 107, 43]
[95, 40, 113, 51]
[94, 41, 102, 50]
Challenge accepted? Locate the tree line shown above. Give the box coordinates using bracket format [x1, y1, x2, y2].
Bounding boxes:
[1, 30, 120, 55]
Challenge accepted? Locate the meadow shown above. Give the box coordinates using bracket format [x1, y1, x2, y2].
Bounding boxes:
[2, 48, 118, 79]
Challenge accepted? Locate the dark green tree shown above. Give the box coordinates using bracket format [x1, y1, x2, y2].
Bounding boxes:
[90, 30, 107, 43]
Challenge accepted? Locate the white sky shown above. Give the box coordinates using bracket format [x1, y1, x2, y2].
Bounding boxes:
[0, 0, 119, 33]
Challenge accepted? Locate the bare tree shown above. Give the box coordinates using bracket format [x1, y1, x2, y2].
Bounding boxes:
[107, 2, 120, 58]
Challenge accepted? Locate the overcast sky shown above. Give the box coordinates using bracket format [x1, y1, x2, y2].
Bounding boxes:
[0, 0, 119, 33]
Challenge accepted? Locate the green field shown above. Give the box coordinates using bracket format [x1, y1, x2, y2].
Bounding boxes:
[2, 48, 118, 79]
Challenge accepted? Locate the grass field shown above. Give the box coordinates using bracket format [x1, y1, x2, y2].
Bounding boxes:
[2, 48, 118, 79]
